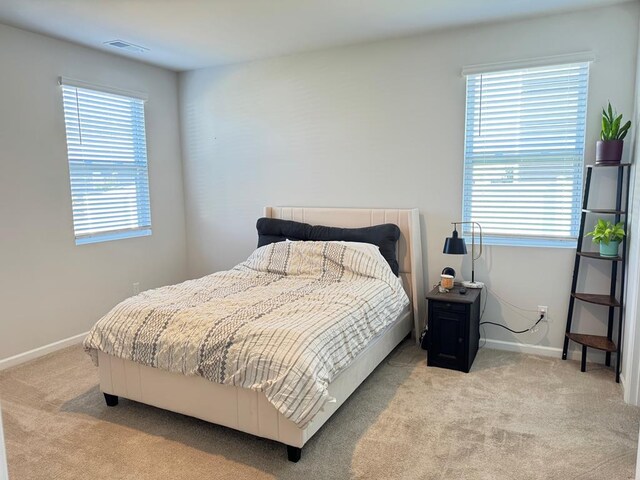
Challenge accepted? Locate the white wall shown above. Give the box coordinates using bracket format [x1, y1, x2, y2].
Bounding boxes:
[0, 406, 7, 480]
[179, 3, 639, 358]
[622, 15, 640, 405]
[637, 434, 640, 480]
[0, 24, 187, 362]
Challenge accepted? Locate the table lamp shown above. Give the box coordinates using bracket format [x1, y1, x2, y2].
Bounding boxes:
[443, 222, 484, 289]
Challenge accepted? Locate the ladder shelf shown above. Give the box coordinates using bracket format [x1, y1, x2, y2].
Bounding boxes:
[562, 163, 630, 383]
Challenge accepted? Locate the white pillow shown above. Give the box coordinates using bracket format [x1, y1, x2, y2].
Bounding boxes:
[282, 239, 391, 273]
[331, 241, 388, 264]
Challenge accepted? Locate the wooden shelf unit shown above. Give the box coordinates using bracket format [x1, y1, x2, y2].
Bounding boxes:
[576, 252, 622, 262]
[562, 163, 630, 382]
[566, 333, 617, 352]
[571, 293, 621, 308]
[582, 209, 625, 215]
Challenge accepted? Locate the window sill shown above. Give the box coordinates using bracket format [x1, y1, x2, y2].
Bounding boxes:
[465, 236, 577, 249]
[75, 228, 152, 246]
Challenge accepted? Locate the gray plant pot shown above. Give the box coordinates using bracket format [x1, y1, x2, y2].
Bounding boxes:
[596, 140, 623, 164]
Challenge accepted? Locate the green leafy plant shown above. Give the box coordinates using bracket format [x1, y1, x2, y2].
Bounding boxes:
[585, 219, 625, 245]
[601, 102, 631, 141]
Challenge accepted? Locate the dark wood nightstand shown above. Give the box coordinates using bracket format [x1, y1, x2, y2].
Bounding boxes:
[426, 285, 481, 373]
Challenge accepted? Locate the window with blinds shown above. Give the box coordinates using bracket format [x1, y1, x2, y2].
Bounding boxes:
[463, 62, 589, 247]
[60, 81, 151, 245]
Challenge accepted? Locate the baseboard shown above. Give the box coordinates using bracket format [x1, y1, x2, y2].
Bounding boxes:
[481, 338, 605, 362]
[0, 332, 88, 371]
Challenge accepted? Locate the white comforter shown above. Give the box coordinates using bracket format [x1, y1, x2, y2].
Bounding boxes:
[84, 240, 409, 427]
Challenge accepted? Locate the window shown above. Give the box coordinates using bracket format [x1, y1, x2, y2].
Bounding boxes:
[60, 79, 151, 245]
[463, 62, 589, 247]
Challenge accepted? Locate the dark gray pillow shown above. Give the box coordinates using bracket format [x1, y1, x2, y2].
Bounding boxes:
[256, 217, 401, 275]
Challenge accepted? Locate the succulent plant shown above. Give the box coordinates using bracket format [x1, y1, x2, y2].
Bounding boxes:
[601, 102, 631, 141]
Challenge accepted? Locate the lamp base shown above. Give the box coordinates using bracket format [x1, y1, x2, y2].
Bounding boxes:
[462, 281, 484, 289]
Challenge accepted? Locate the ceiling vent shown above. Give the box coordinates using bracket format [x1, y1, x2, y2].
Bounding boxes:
[104, 40, 149, 53]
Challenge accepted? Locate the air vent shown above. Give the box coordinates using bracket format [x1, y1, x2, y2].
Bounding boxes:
[104, 40, 149, 53]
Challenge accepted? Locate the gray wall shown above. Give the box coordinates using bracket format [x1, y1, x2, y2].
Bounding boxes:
[0, 24, 188, 360]
[179, 3, 640, 357]
[622, 14, 640, 404]
[0, 406, 6, 480]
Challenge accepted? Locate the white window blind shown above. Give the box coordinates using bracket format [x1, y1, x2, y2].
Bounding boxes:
[463, 62, 589, 246]
[61, 82, 151, 245]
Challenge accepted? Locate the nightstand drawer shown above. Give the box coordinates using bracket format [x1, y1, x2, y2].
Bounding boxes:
[432, 302, 466, 314]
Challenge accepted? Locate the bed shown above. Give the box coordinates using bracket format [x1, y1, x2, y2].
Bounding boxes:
[87, 206, 425, 462]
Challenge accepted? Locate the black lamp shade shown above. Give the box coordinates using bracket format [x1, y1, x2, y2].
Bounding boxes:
[443, 230, 467, 255]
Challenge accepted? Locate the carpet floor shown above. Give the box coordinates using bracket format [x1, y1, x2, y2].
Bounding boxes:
[0, 341, 638, 480]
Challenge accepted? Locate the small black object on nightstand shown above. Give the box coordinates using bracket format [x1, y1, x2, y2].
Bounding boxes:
[425, 285, 481, 373]
[459, 287, 467, 295]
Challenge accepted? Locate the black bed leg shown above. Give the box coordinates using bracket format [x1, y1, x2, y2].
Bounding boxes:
[287, 445, 302, 462]
[103, 393, 119, 407]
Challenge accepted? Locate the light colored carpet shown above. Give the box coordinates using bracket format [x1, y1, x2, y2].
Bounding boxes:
[0, 341, 638, 480]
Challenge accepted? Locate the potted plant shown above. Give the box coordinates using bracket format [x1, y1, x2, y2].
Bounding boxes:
[585, 219, 625, 257]
[596, 102, 631, 164]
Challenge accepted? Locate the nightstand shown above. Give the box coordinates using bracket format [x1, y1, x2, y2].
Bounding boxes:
[426, 285, 481, 373]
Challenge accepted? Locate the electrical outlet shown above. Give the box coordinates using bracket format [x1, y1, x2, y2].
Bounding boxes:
[133, 282, 140, 295]
[538, 305, 548, 321]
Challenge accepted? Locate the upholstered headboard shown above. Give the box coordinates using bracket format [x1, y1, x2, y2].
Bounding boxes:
[264, 206, 425, 344]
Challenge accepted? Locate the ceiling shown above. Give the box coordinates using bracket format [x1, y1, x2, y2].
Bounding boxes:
[0, 0, 630, 71]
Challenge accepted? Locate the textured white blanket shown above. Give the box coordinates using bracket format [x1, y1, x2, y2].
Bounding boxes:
[84, 241, 409, 427]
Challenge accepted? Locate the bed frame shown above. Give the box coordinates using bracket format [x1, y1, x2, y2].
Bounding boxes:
[96, 207, 425, 462]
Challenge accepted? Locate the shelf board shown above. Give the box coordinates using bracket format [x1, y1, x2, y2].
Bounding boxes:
[572, 293, 620, 307]
[577, 252, 623, 262]
[582, 209, 625, 215]
[566, 333, 617, 352]
[587, 163, 631, 168]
